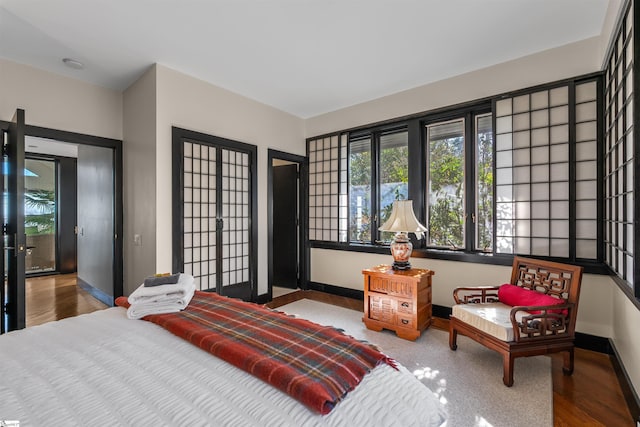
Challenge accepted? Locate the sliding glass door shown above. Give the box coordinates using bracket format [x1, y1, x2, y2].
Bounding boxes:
[24, 158, 56, 274]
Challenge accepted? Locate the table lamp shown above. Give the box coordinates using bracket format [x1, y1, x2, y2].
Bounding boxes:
[378, 200, 427, 270]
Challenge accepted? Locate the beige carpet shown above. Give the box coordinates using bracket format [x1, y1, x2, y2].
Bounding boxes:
[279, 299, 553, 427]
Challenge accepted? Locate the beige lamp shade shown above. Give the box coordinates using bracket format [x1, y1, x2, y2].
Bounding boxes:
[378, 200, 426, 270]
[379, 200, 427, 239]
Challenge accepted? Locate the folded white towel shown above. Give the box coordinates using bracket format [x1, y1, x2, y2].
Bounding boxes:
[127, 286, 195, 320]
[128, 273, 195, 305]
[126, 273, 196, 320]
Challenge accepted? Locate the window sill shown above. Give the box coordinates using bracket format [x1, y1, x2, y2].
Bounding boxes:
[309, 240, 610, 274]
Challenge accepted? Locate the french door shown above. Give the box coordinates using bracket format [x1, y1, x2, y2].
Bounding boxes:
[2, 109, 27, 333]
[172, 127, 257, 301]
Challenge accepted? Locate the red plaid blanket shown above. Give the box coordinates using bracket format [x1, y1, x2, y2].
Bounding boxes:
[116, 291, 396, 414]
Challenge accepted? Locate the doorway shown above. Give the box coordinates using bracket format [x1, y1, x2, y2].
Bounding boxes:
[1, 111, 123, 333]
[267, 149, 307, 300]
[23, 149, 78, 277]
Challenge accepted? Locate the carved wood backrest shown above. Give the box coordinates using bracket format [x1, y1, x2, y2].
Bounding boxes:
[509, 256, 584, 332]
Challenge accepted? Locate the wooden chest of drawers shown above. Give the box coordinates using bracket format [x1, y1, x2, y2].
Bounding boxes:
[362, 265, 434, 341]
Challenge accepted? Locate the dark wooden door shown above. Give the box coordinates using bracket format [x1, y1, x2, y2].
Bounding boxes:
[272, 164, 298, 289]
[3, 109, 27, 332]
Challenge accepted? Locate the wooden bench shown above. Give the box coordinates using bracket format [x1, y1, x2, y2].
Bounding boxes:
[448, 256, 583, 386]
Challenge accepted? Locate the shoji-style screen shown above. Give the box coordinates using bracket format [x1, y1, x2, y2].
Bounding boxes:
[495, 86, 571, 257]
[178, 138, 253, 296]
[575, 81, 599, 260]
[220, 148, 250, 288]
[604, 1, 634, 283]
[495, 80, 600, 261]
[308, 134, 348, 242]
[182, 141, 217, 290]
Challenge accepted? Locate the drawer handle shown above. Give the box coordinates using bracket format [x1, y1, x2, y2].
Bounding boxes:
[401, 319, 409, 325]
[401, 302, 409, 308]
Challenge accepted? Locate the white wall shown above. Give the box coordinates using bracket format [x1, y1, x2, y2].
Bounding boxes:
[0, 59, 122, 139]
[305, 37, 602, 137]
[122, 65, 158, 295]
[600, 0, 624, 62]
[154, 65, 305, 295]
[613, 286, 640, 401]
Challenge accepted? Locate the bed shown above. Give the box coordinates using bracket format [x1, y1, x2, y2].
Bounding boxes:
[0, 294, 446, 426]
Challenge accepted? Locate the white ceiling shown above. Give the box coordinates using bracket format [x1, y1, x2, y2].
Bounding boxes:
[0, 0, 611, 118]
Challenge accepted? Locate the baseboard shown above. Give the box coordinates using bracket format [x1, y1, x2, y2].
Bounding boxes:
[574, 332, 612, 354]
[433, 304, 452, 320]
[307, 281, 364, 300]
[610, 340, 640, 424]
[309, 281, 613, 353]
[77, 278, 114, 306]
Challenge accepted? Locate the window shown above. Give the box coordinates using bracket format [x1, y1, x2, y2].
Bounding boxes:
[495, 87, 572, 257]
[425, 111, 493, 252]
[476, 114, 494, 251]
[426, 119, 465, 248]
[308, 134, 348, 242]
[379, 132, 409, 242]
[348, 129, 408, 244]
[603, 0, 636, 295]
[307, 75, 602, 270]
[349, 136, 372, 242]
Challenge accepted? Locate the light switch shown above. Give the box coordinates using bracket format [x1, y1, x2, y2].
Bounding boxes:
[134, 234, 142, 246]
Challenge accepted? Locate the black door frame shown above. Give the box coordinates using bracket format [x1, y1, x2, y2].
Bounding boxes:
[0, 120, 124, 309]
[267, 149, 308, 301]
[3, 109, 27, 332]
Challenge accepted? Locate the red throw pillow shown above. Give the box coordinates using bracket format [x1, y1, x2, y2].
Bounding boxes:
[498, 284, 567, 315]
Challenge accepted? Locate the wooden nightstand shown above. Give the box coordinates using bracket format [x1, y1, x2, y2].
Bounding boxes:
[362, 264, 434, 341]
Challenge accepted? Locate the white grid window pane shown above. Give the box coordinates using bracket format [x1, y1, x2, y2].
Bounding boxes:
[495, 85, 572, 256]
[309, 134, 348, 243]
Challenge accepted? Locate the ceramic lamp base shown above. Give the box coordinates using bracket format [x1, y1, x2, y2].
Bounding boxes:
[390, 233, 412, 270]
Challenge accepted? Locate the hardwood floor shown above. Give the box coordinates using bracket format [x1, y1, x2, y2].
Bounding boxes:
[25, 273, 107, 327]
[267, 290, 636, 427]
[27, 282, 635, 425]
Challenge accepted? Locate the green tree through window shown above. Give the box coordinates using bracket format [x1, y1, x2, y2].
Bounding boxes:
[427, 120, 465, 248]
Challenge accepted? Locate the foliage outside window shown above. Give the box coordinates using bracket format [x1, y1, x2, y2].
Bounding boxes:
[424, 113, 493, 252]
[25, 189, 55, 235]
[426, 120, 465, 248]
[475, 114, 494, 251]
[24, 158, 57, 274]
[349, 137, 372, 242]
[349, 130, 408, 244]
[378, 131, 409, 242]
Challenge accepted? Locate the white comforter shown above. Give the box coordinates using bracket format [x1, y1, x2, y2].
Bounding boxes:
[0, 308, 446, 426]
